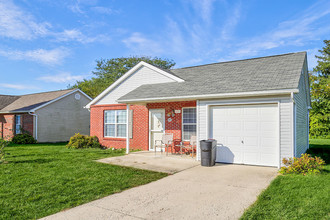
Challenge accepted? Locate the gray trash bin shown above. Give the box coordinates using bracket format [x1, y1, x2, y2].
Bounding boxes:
[200, 139, 217, 166]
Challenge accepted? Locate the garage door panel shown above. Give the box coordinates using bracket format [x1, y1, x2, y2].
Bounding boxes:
[243, 137, 258, 146]
[210, 104, 278, 167]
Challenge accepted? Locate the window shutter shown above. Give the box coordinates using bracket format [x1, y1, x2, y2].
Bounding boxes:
[129, 109, 133, 138]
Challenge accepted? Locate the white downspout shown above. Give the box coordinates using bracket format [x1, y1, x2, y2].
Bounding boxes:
[126, 104, 130, 154]
[28, 111, 37, 141]
[290, 92, 295, 157]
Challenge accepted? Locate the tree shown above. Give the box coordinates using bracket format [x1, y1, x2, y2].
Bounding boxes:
[309, 40, 330, 138]
[70, 56, 176, 98]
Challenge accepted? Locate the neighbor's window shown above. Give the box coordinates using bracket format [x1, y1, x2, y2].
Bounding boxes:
[15, 115, 22, 134]
[182, 108, 196, 140]
[104, 110, 127, 137]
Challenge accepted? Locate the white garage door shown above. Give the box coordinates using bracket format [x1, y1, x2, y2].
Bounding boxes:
[210, 104, 278, 167]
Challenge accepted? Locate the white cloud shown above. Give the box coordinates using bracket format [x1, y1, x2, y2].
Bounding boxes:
[232, 1, 330, 58]
[0, 47, 70, 65]
[122, 32, 164, 55]
[190, 0, 216, 24]
[0, 0, 51, 40]
[37, 72, 87, 83]
[221, 2, 242, 40]
[91, 6, 117, 15]
[0, 0, 107, 44]
[0, 83, 37, 90]
[54, 29, 108, 44]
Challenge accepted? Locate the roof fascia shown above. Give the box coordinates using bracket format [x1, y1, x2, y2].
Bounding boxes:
[117, 89, 298, 103]
[29, 89, 84, 112]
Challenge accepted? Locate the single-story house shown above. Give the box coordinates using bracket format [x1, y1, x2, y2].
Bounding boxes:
[0, 89, 91, 142]
[86, 52, 310, 167]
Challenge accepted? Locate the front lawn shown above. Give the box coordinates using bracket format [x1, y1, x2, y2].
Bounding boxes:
[0, 143, 167, 219]
[241, 139, 330, 220]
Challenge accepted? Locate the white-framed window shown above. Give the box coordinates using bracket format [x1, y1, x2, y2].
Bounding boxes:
[104, 110, 127, 138]
[182, 107, 196, 141]
[15, 115, 22, 134]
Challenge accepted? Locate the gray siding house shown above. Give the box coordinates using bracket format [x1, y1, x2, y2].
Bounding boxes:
[0, 89, 91, 142]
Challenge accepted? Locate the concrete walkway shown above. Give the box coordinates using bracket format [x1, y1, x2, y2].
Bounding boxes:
[42, 164, 277, 220]
[98, 151, 200, 174]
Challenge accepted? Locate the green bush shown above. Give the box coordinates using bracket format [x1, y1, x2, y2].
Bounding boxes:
[12, 133, 37, 144]
[66, 133, 102, 149]
[279, 153, 325, 175]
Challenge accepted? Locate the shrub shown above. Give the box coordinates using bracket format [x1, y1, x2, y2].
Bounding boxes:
[66, 133, 102, 149]
[12, 133, 37, 144]
[279, 153, 325, 175]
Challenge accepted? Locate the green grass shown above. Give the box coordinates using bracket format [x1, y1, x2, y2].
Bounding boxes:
[241, 139, 330, 220]
[0, 143, 167, 219]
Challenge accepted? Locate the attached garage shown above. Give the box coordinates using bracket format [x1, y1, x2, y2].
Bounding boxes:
[209, 104, 279, 167]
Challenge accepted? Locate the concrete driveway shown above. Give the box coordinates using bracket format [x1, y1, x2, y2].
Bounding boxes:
[42, 164, 277, 220]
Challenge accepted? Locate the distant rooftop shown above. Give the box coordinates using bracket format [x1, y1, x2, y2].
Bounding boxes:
[0, 89, 75, 113]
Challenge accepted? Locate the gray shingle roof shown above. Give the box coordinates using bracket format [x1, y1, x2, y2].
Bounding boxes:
[118, 52, 306, 102]
[0, 89, 75, 113]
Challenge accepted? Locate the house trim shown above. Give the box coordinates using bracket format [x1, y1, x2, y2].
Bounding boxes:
[148, 108, 166, 151]
[181, 107, 197, 141]
[30, 89, 92, 112]
[117, 89, 299, 103]
[202, 100, 281, 168]
[86, 61, 184, 108]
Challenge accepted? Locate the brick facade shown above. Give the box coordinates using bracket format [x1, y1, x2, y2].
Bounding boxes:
[90, 101, 196, 151]
[0, 113, 34, 140]
[90, 104, 149, 150]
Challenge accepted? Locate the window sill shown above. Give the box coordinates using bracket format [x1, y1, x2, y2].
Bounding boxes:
[103, 137, 126, 141]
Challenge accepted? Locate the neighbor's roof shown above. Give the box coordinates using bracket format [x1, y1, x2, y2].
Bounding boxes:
[118, 52, 306, 102]
[0, 89, 76, 113]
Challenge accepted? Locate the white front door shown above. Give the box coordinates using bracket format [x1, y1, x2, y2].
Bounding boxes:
[149, 109, 165, 151]
[210, 104, 279, 167]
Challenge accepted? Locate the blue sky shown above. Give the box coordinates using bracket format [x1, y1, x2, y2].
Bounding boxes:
[0, 0, 330, 95]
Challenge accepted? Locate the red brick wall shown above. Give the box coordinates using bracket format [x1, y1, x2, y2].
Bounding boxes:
[90, 104, 149, 150]
[0, 113, 34, 140]
[147, 101, 196, 141]
[90, 101, 196, 151]
[22, 114, 34, 136]
[0, 114, 14, 140]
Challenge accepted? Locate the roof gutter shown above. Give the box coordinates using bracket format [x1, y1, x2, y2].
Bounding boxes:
[117, 89, 299, 104]
[0, 111, 29, 114]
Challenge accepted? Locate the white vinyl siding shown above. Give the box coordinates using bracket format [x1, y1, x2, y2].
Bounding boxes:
[104, 110, 127, 138]
[96, 66, 176, 105]
[182, 108, 196, 141]
[198, 96, 293, 166]
[294, 62, 309, 157]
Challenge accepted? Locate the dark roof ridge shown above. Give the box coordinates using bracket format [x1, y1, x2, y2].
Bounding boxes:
[174, 51, 307, 70]
[0, 94, 20, 97]
[20, 88, 75, 97]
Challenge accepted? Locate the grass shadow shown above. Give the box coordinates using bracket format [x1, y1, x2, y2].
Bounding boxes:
[9, 158, 55, 164]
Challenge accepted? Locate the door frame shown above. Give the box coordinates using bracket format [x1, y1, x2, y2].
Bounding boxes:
[205, 100, 280, 167]
[149, 108, 166, 151]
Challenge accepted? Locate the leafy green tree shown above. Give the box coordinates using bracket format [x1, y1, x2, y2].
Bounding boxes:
[70, 56, 175, 98]
[309, 40, 330, 138]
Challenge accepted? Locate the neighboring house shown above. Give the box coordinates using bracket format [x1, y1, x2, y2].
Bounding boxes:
[0, 89, 91, 142]
[86, 52, 310, 168]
